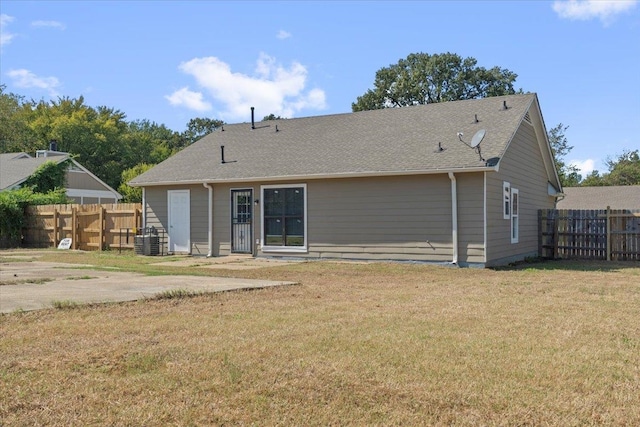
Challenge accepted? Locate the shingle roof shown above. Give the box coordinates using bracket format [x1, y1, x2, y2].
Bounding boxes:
[130, 94, 539, 186]
[0, 153, 70, 191]
[557, 186, 640, 210]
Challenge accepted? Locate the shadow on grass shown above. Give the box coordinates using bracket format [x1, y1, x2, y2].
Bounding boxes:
[495, 257, 640, 273]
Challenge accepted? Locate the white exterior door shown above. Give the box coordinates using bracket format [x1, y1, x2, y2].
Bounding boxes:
[168, 190, 190, 253]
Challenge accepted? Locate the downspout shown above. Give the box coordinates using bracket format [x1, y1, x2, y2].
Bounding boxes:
[448, 172, 459, 265]
[203, 183, 214, 257]
[141, 187, 146, 229]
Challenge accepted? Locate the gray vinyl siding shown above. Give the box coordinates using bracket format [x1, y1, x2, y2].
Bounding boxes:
[260, 175, 454, 261]
[486, 120, 555, 266]
[456, 173, 485, 264]
[66, 170, 109, 191]
[144, 184, 209, 254]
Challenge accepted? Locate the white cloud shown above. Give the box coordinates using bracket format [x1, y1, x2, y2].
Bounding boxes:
[168, 53, 326, 120]
[31, 20, 66, 30]
[570, 158, 596, 177]
[552, 0, 637, 25]
[1, 14, 16, 47]
[277, 30, 291, 40]
[6, 69, 60, 96]
[165, 87, 212, 112]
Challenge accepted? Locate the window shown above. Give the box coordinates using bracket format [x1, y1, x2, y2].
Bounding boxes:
[503, 181, 511, 219]
[261, 184, 307, 251]
[511, 188, 519, 243]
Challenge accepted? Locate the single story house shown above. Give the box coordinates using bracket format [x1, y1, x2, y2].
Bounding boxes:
[0, 145, 122, 204]
[557, 186, 640, 210]
[130, 93, 562, 267]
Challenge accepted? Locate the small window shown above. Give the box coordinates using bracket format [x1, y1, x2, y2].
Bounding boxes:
[511, 188, 519, 243]
[261, 184, 307, 251]
[503, 181, 511, 219]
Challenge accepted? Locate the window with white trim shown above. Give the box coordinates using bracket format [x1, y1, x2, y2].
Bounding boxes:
[511, 188, 519, 243]
[261, 184, 307, 251]
[503, 181, 511, 219]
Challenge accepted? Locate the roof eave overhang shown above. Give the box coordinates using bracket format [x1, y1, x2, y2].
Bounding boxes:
[129, 166, 499, 187]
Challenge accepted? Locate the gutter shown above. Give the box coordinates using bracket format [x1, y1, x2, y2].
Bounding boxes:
[203, 183, 214, 257]
[448, 172, 459, 265]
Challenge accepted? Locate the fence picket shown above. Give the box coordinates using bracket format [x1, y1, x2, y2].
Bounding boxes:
[539, 208, 640, 261]
[22, 203, 142, 251]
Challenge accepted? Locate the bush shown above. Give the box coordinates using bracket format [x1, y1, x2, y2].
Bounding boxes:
[0, 187, 68, 247]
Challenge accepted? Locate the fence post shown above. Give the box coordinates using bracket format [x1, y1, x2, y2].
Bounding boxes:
[52, 208, 58, 248]
[553, 211, 559, 260]
[538, 210, 543, 257]
[606, 206, 611, 261]
[99, 207, 105, 251]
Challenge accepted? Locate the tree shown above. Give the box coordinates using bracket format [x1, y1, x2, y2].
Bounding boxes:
[547, 123, 581, 187]
[26, 97, 130, 190]
[0, 85, 38, 153]
[352, 52, 518, 111]
[263, 114, 283, 121]
[181, 117, 224, 146]
[580, 170, 605, 186]
[604, 150, 640, 186]
[118, 163, 154, 203]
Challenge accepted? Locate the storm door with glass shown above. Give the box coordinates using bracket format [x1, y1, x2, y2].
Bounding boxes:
[231, 189, 253, 254]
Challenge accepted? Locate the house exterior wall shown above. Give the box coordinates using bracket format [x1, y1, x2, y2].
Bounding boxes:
[143, 174, 493, 264]
[485, 120, 556, 266]
[66, 170, 110, 191]
[456, 172, 485, 265]
[145, 184, 209, 254]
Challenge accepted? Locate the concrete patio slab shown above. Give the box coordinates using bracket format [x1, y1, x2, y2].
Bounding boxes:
[0, 261, 297, 313]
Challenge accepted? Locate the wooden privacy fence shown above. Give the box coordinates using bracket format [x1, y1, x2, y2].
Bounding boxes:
[23, 203, 142, 251]
[539, 208, 640, 261]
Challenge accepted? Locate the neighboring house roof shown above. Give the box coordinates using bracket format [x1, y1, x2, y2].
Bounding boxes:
[557, 186, 640, 210]
[0, 151, 122, 200]
[0, 153, 69, 190]
[130, 93, 559, 188]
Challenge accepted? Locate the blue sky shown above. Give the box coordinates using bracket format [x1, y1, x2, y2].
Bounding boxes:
[1, 0, 639, 177]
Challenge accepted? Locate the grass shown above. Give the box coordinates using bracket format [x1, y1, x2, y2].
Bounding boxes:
[1, 251, 639, 425]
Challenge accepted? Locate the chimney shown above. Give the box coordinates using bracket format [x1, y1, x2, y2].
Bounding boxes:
[49, 140, 58, 152]
[251, 107, 255, 130]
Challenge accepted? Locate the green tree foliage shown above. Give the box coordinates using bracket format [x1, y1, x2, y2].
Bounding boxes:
[580, 170, 605, 186]
[124, 120, 178, 165]
[263, 114, 284, 121]
[0, 85, 39, 153]
[182, 117, 224, 146]
[23, 159, 69, 193]
[352, 52, 518, 111]
[26, 97, 130, 190]
[0, 187, 68, 247]
[118, 163, 154, 202]
[575, 150, 639, 187]
[547, 123, 581, 187]
[604, 150, 640, 185]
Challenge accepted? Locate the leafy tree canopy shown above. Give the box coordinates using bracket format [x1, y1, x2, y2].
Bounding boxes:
[118, 163, 154, 203]
[352, 52, 519, 111]
[263, 114, 284, 121]
[547, 123, 581, 187]
[182, 117, 224, 146]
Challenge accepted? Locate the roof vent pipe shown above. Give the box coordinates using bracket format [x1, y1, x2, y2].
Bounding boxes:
[503, 100, 508, 110]
[251, 107, 255, 130]
[221, 145, 226, 164]
[474, 114, 479, 123]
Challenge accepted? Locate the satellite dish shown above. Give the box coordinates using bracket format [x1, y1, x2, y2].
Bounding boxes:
[470, 129, 486, 148]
